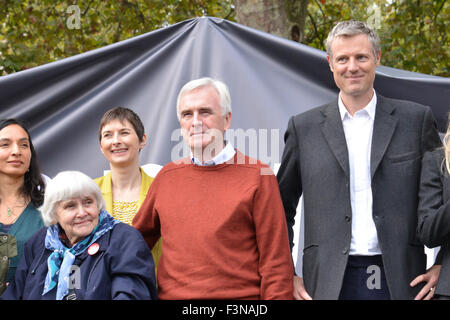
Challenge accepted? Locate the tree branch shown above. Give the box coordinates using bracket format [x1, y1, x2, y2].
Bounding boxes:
[224, 7, 235, 20]
[313, 0, 326, 21]
[305, 11, 318, 44]
[82, 0, 94, 16]
[433, 0, 446, 21]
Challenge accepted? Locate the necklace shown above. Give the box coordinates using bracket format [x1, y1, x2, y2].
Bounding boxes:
[0, 198, 28, 224]
[1, 207, 18, 225]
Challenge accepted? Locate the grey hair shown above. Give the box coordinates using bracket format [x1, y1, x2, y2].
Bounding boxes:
[39, 171, 106, 226]
[325, 20, 381, 59]
[176, 77, 232, 120]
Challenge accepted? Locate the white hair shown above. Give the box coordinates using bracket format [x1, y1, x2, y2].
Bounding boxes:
[176, 77, 232, 120]
[39, 171, 106, 226]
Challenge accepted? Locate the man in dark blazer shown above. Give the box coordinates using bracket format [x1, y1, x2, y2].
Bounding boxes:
[277, 20, 442, 300]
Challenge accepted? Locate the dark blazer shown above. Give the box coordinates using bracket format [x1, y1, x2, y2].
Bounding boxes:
[277, 94, 441, 299]
[1, 223, 157, 300]
[417, 148, 450, 296]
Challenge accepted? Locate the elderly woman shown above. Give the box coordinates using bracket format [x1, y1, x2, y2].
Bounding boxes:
[2, 171, 157, 300]
[416, 115, 450, 300]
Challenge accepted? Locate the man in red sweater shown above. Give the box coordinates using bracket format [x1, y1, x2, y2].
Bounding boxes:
[133, 77, 293, 299]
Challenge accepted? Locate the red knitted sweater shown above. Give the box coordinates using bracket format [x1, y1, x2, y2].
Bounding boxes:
[133, 151, 293, 299]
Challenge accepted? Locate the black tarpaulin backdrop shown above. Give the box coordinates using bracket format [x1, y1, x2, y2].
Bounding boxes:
[0, 17, 449, 178]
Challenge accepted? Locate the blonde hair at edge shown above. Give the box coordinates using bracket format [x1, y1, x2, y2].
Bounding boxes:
[40, 171, 106, 226]
[445, 115, 450, 175]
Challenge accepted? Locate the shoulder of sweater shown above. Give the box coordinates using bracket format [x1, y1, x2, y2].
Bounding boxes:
[155, 153, 274, 176]
[233, 150, 271, 169]
[221, 150, 276, 177]
[156, 158, 191, 174]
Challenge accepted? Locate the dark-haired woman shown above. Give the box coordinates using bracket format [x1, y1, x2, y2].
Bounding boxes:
[0, 119, 45, 295]
[94, 107, 161, 274]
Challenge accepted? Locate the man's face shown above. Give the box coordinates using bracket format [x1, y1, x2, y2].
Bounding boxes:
[178, 85, 231, 155]
[327, 34, 380, 100]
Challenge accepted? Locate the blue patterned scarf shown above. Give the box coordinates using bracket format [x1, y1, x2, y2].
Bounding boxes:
[42, 210, 119, 300]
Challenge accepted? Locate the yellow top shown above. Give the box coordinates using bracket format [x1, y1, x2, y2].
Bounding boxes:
[95, 168, 162, 274]
[112, 199, 139, 225]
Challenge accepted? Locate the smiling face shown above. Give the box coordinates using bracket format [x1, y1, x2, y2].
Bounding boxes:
[0, 124, 32, 178]
[327, 34, 380, 103]
[55, 195, 99, 245]
[100, 119, 146, 168]
[178, 85, 231, 159]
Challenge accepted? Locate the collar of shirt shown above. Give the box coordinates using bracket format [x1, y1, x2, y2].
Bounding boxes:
[338, 89, 377, 121]
[191, 141, 236, 166]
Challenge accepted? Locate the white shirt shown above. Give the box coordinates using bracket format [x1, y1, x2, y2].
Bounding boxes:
[338, 90, 381, 256]
[191, 141, 236, 166]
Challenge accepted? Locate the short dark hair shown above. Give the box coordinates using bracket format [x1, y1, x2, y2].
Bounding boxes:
[0, 119, 45, 206]
[98, 107, 145, 142]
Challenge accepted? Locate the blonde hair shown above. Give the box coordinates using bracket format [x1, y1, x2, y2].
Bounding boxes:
[444, 115, 450, 175]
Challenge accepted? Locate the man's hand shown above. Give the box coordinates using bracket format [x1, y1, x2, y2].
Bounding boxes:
[293, 275, 313, 300]
[410, 264, 441, 300]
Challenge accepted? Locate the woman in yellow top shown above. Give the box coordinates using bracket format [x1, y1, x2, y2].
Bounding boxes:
[95, 107, 161, 273]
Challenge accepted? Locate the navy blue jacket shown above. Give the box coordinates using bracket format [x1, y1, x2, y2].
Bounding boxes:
[1, 223, 157, 300]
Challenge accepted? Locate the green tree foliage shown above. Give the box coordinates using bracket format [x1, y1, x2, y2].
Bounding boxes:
[0, 0, 235, 75]
[1, 0, 448, 77]
[382, 0, 449, 77]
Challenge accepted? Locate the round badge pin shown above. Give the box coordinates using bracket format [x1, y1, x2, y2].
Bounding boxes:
[88, 243, 100, 255]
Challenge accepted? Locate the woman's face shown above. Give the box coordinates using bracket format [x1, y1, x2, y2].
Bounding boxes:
[100, 119, 146, 167]
[0, 124, 32, 178]
[55, 195, 99, 245]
